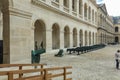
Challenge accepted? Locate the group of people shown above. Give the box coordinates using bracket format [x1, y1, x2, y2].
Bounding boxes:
[115, 50, 120, 70]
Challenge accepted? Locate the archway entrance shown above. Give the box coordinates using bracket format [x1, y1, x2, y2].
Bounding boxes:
[89, 32, 91, 45]
[85, 31, 87, 46]
[79, 30, 83, 46]
[34, 20, 46, 49]
[52, 23, 60, 49]
[64, 26, 70, 48]
[115, 36, 119, 43]
[73, 28, 77, 47]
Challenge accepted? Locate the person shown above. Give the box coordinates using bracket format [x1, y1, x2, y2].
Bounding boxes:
[115, 50, 120, 69]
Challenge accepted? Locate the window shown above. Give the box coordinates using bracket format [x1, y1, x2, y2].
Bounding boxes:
[84, 3, 87, 18]
[79, 0, 82, 15]
[64, 0, 69, 7]
[115, 27, 119, 32]
[72, 0, 77, 12]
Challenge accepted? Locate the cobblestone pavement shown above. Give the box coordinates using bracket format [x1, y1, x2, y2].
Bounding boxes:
[40, 45, 120, 80]
[1, 45, 120, 80]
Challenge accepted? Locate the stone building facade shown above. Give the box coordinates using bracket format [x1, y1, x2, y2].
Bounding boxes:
[0, 0, 115, 63]
[97, 4, 114, 44]
[113, 16, 120, 43]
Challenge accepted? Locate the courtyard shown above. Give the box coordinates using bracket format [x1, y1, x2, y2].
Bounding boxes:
[39, 44, 120, 80]
[1, 44, 120, 80]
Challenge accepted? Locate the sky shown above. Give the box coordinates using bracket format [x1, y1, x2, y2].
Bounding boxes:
[97, 0, 120, 16]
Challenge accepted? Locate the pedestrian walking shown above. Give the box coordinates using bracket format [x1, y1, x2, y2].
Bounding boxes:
[115, 50, 120, 69]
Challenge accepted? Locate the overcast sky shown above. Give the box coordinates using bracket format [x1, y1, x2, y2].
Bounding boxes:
[96, 0, 120, 16]
[104, 0, 120, 16]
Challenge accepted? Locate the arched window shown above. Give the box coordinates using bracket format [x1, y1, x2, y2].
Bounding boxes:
[79, 0, 82, 15]
[95, 12, 97, 24]
[84, 3, 87, 19]
[88, 7, 91, 20]
[92, 9, 94, 22]
[72, 0, 77, 12]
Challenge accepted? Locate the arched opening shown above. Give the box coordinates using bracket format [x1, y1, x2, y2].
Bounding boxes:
[73, 28, 77, 47]
[84, 3, 87, 19]
[64, 26, 70, 48]
[34, 20, 46, 49]
[92, 9, 94, 22]
[72, 0, 77, 12]
[89, 32, 91, 45]
[79, 0, 83, 15]
[115, 36, 119, 43]
[52, 23, 60, 49]
[95, 12, 97, 24]
[115, 26, 119, 32]
[85, 31, 87, 46]
[79, 29, 83, 46]
[88, 7, 91, 20]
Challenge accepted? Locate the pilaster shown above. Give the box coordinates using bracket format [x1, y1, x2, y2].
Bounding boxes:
[45, 29, 52, 52]
[60, 29, 64, 49]
[70, 31, 73, 47]
[59, 0, 63, 10]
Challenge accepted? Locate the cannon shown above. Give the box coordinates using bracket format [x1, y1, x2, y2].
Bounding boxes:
[31, 48, 45, 64]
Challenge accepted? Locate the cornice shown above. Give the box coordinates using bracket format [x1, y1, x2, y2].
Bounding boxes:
[98, 27, 114, 35]
[31, 0, 97, 28]
[9, 7, 32, 19]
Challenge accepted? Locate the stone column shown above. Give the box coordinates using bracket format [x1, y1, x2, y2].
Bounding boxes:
[60, 29, 64, 49]
[3, 9, 10, 64]
[7, 7, 32, 64]
[82, 30, 85, 46]
[69, 0, 72, 14]
[70, 31, 73, 47]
